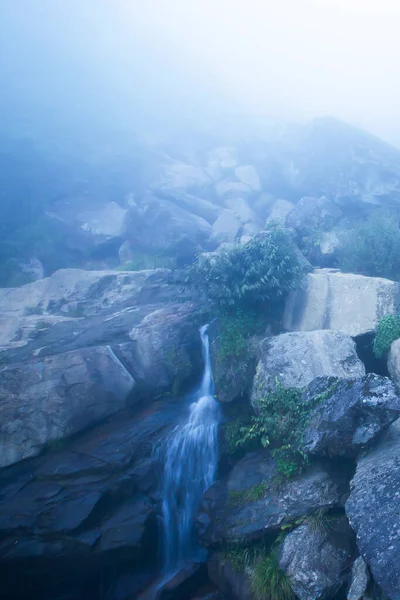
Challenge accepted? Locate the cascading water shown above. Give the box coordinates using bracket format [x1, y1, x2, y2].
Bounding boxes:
[161, 324, 220, 573]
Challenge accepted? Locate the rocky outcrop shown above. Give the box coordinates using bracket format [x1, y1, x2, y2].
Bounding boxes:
[284, 269, 399, 337]
[251, 330, 365, 406]
[265, 198, 295, 226]
[197, 451, 349, 546]
[346, 419, 400, 599]
[302, 375, 400, 458]
[0, 399, 181, 600]
[278, 517, 356, 600]
[0, 269, 203, 467]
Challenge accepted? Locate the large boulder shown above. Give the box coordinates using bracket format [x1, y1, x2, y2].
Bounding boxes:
[346, 418, 400, 599]
[124, 195, 213, 263]
[278, 517, 356, 600]
[286, 195, 343, 231]
[284, 269, 399, 337]
[0, 345, 135, 467]
[197, 451, 349, 546]
[302, 374, 400, 458]
[251, 330, 365, 406]
[265, 198, 295, 226]
[347, 557, 371, 600]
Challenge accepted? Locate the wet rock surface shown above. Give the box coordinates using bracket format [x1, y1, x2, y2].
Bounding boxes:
[0, 399, 185, 600]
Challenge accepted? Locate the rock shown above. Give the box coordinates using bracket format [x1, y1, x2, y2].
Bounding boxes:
[265, 199, 295, 226]
[0, 398, 181, 600]
[197, 451, 349, 546]
[286, 195, 343, 231]
[346, 418, 400, 599]
[224, 197, 261, 228]
[347, 556, 371, 600]
[302, 374, 400, 458]
[234, 165, 261, 191]
[320, 231, 340, 258]
[278, 517, 356, 600]
[208, 553, 254, 600]
[215, 181, 254, 198]
[209, 323, 258, 404]
[0, 345, 135, 467]
[211, 210, 242, 244]
[387, 339, 400, 391]
[157, 563, 207, 600]
[160, 160, 212, 191]
[124, 195, 213, 263]
[160, 191, 221, 224]
[251, 330, 365, 406]
[284, 269, 399, 337]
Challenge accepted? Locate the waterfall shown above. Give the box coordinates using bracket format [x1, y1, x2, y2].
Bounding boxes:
[161, 324, 220, 573]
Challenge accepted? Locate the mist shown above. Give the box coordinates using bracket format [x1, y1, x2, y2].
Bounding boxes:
[1, 0, 400, 146]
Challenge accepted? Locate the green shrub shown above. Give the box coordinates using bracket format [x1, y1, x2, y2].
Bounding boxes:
[373, 314, 400, 358]
[251, 550, 294, 600]
[228, 482, 268, 505]
[338, 213, 400, 280]
[236, 384, 309, 478]
[188, 225, 305, 311]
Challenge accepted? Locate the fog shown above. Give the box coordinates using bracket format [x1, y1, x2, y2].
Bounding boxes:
[1, 0, 400, 145]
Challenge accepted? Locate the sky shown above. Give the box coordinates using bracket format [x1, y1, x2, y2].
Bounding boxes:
[1, 0, 400, 145]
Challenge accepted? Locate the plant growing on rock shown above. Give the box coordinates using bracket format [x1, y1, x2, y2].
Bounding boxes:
[188, 225, 305, 312]
[236, 384, 309, 478]
[251, 549, 294, 600]
[338, 212, 400, 280]
[373, 314, 400, 358]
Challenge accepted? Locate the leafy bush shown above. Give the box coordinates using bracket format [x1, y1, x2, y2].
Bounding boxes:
[373, 314, 400, 358]
[251, 550, 294, 600]
[235, 384, 309, 478]
[338, 213, 400, 280]
[188, 226, 305, 311]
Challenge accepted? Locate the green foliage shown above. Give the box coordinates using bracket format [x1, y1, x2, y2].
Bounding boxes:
[228, 482, 268, 505]
[251, 550, 295, 600]
[117, 254, 176, 271]
[338, 213, 400, 280]
[224, 543, 264, 571]
[236, 384, 309, 478]
[224, 419, 247, 457]
[373, 314, 400, 358]
[188, 225, 304, 311]
[295, 226, 321, 262]
[304, 509, 332, 537]
[218, 309, 264, 359]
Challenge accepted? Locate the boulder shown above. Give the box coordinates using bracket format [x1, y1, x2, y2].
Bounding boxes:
[197, 451, 349, 546]
[302, 375, 400, 458]
[208, 553, 254, 600]
[124, 195, 213, 263]
[346, 418, 400, 599]
[347, 556, 371, 600]
[251, 330, 365, 406]
[286, 195, 343, 231]
[265, 199, 295, 226]
[234, 165, 261, 191]
[211, 210, 242, 244]
[387, 339, 400, 391]
[160, 192, 221, 224]
[284, 269, 399, 337]
[160, 160, 212, 191]
[278, 517, 356, 600]
[215, 180, 254, 199]
[0, 345, 135, 467]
